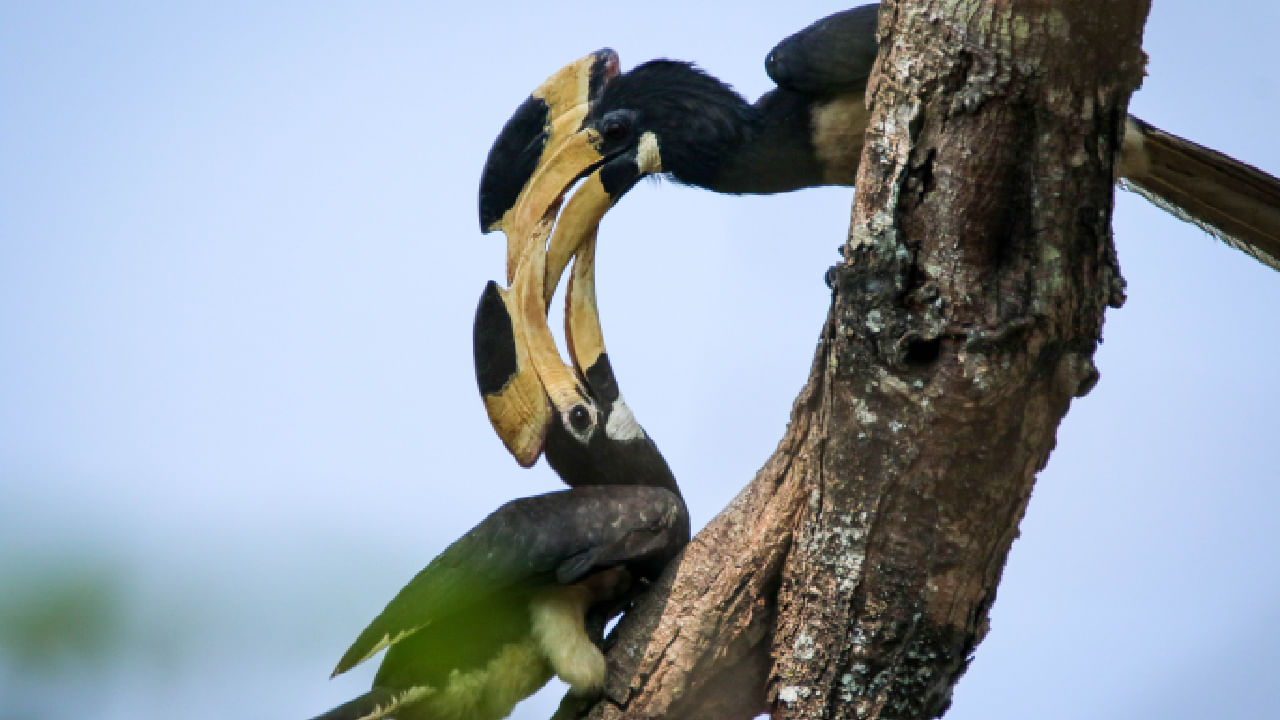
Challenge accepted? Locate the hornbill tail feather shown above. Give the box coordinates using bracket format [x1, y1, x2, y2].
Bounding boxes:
[1120, 116, 1280, 271]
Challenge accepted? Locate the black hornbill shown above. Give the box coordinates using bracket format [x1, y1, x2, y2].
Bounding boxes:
[478, 3, 1280, 271]
[308, 89, 686, 719]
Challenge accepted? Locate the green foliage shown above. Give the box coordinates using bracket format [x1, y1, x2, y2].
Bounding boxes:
[0, 561, 126, 673]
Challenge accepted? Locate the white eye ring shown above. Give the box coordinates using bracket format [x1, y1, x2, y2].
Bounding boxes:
[564, 404, 596, 443]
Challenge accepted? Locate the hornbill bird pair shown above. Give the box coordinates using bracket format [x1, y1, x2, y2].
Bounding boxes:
[309, 5, 1280, 718]
[308, 53, 687, 720]
[479, 3, 1280, 272]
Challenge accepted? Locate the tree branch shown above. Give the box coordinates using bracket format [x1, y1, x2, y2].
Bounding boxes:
[563, 2, 1151, 718]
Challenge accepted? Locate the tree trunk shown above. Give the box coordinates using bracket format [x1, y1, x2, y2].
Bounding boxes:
[562, 1, 1150, 718]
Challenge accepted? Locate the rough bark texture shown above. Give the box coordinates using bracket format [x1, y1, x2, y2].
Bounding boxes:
[561, 2, 1149, 718]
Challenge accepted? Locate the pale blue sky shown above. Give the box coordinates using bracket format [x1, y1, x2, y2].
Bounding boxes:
[1, 2, 1278, 719]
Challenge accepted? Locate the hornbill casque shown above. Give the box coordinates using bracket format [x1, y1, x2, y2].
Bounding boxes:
[478, 3, 1280, 272]
[306, 52, 687, 720]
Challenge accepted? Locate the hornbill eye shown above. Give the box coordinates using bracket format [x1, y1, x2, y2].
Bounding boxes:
[568, 404, 593, 433]
[598, 110, 634, 145]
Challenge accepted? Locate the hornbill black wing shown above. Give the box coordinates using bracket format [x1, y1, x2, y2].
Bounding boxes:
[765, 4, 879, 94]
[763, 4, 1280, 269]
[312, 488, 687, 719]
[331, 486, 686, 678]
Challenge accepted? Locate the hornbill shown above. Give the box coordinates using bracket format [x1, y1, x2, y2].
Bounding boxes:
[307, 101, 685, 720]
[478, 3, 1280, 271]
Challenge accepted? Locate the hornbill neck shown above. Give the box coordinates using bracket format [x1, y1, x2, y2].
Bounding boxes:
[596, 61, 859, 195]
[708, 87, 840, 194]
[543, 405, 681, 499]
[543, 344, 680, 498]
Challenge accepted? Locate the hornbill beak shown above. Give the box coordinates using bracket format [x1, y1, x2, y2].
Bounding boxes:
[542, 133, 665, 307]
[473, 49, 617, 467]
[474, 142, 660, 467]
[474, 279, 551, 467]
[478, 48, 621, 280]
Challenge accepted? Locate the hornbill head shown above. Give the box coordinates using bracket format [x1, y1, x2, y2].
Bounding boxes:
[472, 241, 675, 495]
[478, 48, 620, 278]
[473, 60, 751, 472]
[479, 56, 756, 237]
[478, 5, 886, 208]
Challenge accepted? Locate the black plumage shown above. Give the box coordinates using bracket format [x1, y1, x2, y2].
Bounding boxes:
[764, 3, 878, 94]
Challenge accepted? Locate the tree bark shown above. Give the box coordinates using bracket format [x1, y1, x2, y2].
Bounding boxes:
[562, 1, 1150, 718]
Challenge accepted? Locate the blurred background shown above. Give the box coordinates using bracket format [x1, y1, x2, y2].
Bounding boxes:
[2, 2, 1278, 718]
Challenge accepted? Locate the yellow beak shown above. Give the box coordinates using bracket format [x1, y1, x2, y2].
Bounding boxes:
[476, 137, 659, 465]
[479, 50, 620, 280]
